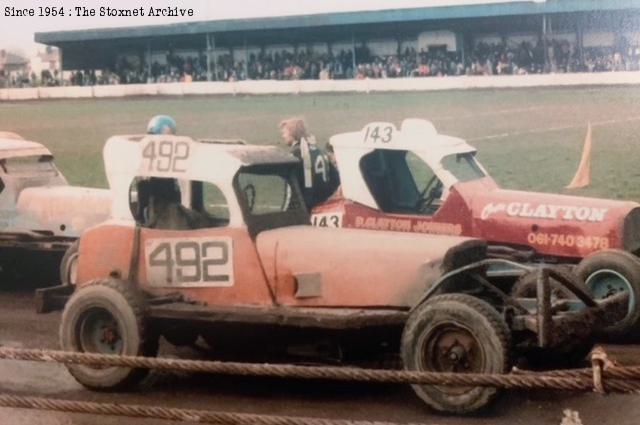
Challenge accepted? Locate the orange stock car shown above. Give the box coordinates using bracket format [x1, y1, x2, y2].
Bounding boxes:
[37, 135, 619, 414]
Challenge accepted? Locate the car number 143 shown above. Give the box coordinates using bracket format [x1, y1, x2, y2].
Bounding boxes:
[311, 213, 343, 228]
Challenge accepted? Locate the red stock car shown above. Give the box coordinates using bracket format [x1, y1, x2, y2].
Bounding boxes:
[312, 119, 640, 341]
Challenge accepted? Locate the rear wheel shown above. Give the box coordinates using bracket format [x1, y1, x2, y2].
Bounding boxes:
[576, 250, 640, 342]
[59, 279, 158, 390]
[512, 267, 594, 366]
[60, 240, 80, 285]
[401, 294, 511, 414]
[511, 266, 578, 300]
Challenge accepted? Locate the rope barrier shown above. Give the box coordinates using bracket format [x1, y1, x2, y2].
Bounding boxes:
[0, 393, 429, 425]
[1, 346, 639, 393]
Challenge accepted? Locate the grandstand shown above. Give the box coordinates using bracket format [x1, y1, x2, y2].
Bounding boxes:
[33, 0, 640, 85]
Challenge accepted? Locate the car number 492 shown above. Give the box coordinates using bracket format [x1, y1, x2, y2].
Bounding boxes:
[145, 237, 234, 287]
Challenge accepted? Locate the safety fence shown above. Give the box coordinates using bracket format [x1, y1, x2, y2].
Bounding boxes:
[3, 72, 640, 101]
[0, 346, 638, 423]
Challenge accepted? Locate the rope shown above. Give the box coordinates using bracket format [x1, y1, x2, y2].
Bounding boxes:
[1, 346, 639, 393]
[0, 393, 428, 425]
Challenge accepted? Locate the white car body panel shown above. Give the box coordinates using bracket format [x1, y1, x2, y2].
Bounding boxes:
[329, 119, 485, 210]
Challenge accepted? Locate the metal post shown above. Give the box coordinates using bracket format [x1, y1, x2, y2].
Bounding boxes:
[58, 47, 63, 85]
[147, 41, 152, 82]
[577, 20, 584, 68]
[351, 33, 357, 78]
[211, 34, 218, 81]
[206, 33, 212, 81]
[460, 34, 465, 67]
[542, 14, 548, 71]
[244, 36, 249, 80]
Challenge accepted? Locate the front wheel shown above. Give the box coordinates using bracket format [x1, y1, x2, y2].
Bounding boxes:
[401, 294, 511, 414]
[576, 250, 640, 342]
[59, 279, 158, 390]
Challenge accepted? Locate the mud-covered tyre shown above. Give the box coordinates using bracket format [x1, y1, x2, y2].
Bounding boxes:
[59, 279, 158, 390]
[401, 294, 511, 414]
[576, 250, 640, 342]
[60, 240, 80, 286]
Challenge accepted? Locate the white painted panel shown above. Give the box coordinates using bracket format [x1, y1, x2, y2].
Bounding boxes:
[418, 31, 457, 51]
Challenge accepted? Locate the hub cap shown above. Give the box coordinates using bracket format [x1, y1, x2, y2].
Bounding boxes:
[78, 308, 123, 355]
[421, 324, 483, 395]
[586, 269, 636, 321]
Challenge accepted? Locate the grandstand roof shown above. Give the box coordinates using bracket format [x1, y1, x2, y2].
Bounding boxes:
[35, 0, 640, 45]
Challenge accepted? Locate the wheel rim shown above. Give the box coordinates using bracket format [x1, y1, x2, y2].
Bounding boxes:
[77, 307, 123, 355]
[586, 269, 636, 321]
[420, 323, 483, 395]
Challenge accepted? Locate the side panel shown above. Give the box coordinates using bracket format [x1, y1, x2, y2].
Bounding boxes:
[461, 181, 634, 258]
[136, 227, 273, 306]
[312, 187, 473, 238]
[257, 226, 464, 308]
[77, 224, 274, 306]
[76, 224, 136, 286]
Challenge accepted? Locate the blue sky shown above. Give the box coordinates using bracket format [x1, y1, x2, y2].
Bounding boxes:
[0, 0, 524, 53]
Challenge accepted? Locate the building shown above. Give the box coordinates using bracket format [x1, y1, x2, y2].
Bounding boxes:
[34, 0, 640, 81]
[0, 50, 29, 81]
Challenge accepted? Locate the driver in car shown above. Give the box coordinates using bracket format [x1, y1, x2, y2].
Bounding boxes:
[144, 178, 209, 230]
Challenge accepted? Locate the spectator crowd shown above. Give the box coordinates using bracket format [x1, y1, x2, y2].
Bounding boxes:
[3, 37, 640, 88]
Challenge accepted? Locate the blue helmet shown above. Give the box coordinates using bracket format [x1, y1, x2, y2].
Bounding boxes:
[146, 115, 177, 135]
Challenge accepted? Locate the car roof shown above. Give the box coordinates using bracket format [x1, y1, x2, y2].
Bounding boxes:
[103, 134, 297, 187]
[329, 118, 477, 157]
[0, 137, 52, 159]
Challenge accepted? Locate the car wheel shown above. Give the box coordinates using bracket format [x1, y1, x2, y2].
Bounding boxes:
[576, 249, 640, 342]
[60, 240, 80, 285]
[59, 278, 158, 390]
[511, 266, 578, 300]
[401, 294, 511, 414]
[512, 267, 594, 366]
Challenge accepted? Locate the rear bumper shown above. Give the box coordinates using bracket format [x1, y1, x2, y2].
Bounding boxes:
[35, 284, 74, 313]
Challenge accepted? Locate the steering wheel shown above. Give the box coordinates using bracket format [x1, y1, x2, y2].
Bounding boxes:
[415, 176, 442, 213]
[243, 184, 256, 212]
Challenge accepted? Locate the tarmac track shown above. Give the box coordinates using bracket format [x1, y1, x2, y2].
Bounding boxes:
[1, 290, 639, 425]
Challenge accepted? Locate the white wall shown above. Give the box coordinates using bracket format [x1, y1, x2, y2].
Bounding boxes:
[331, 42, 354, 54]
[366, 39, 399, 56]
[548, 32, 577, 44]
[507, 33, 538, 47]
[472, 34, 502, 46]
[418, 30, 457, 51]
[4, 72, 640, 101]
[311, 43, 329, 54]
[265, 44, 296, 56]
[583, 31, 615, 48]
[624, 32, 640, 47]
[399, 40, 418, 52]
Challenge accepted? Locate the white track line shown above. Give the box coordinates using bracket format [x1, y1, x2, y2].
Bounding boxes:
[468, 115, 640, 142]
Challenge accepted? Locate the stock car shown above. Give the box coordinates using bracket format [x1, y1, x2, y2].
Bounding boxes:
[0, 133, 111, 284]
[311, 119, 640, 341]
[35, 134, 623, 414]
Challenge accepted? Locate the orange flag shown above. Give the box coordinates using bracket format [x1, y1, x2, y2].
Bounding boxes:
[566, 123, 592, 189]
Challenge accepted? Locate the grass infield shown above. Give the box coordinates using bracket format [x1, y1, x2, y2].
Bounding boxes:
[1, 86, 639, 201]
